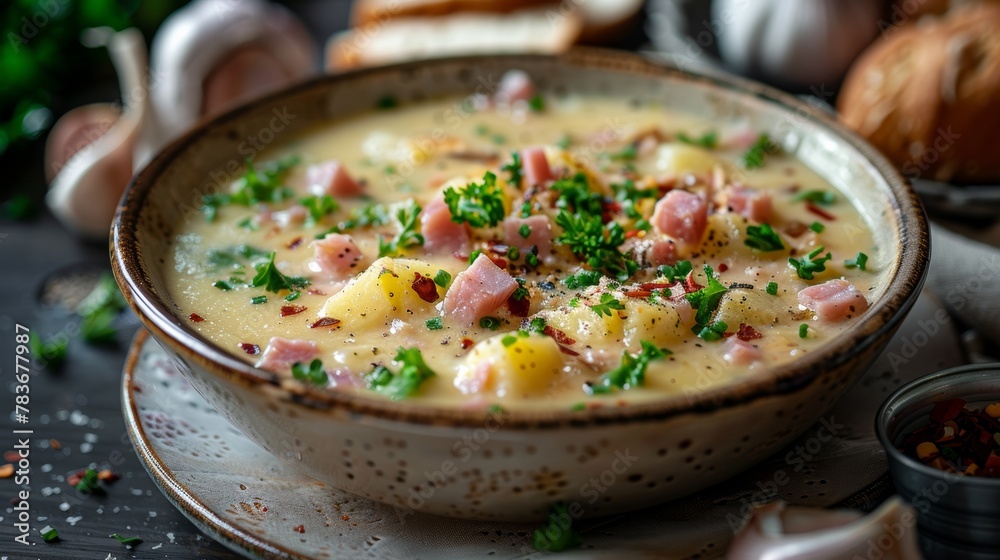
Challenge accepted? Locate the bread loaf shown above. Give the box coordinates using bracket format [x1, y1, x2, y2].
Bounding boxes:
[838, 4, 1000, 183]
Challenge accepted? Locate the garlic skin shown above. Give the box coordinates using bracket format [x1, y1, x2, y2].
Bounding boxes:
[150, 0, 317, 141]
[727, 497, 923, 560]
[45, 28, 161, 239]
[713, 0, 882, 89]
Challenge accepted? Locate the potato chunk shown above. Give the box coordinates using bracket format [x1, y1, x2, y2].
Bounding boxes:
[455, 333, 564, 397]
[656, 143, 727, 176]
[713, 288, 786, 327]
[622, 299, 689, 352]
[319, 257, 443, 330]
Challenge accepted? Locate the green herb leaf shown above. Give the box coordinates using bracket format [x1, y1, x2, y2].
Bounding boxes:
[788, 246, 832, 280]
[695, 320, 728, 341]
[766, 281, 778, 296]
[444, 171, 506, 228]
[77, 274, 126, 345]
[285, 291, 301, 302]
[685, 265, 729, 327]
[744, 223, 785, 252]
[366, 348, 437, 400]
[563, 270, 603, 290]
[556, 211, 636, 281]
[425, 317, 443, 330]
[502, 151, 523, 187]
[4, 194, 39, 221]
[585, 341, 669, 395]
[468, 250, 483, 265]
[250, 295, 267, 305]
[300, 194, 339, 225]
[378, 200, 425, 257]
[291, 359, 328, 386]
[609, 145, 637, 161]
[522, 317, 547, 334]
[556, 135, 572, 149]
[40, 525, 59, 542]
[552, 173, 605, 216]
[528, 94, 545, 112]
[251, 251, 311, 293]
[799, 323, 809, 339]
[792, 190, 836, 206]
[433, 270, 452, 288]
[29, 332, 67, 369]
[676, 130, 719, 149]
[111, 533, 142, 546]
[845, 252, 868, 271]
[533, 503, 582, 552]
[656, 260, 693, 283]
[741, 133, 778, 169]
[809, 221, 825, 233]
[316, 202, 390, 238]
[588, 293, 625, 317]
[75, 469, 102, 494]
[479, 317, 501, 330]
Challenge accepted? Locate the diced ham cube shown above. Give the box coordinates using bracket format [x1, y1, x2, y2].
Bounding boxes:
[521, 147, 554, 186]
[271, 204, 308, 228]
[503, 215, 552, 258]
[310, 234, 364, 279]
[652, 190, 709, 245]
[798, 279, 870, 322]
[442, 254, 518, 326]
[421, 195, 470, 257]
[723, 338, 762, 366]
[307, 160, 363, 197]
[255, 337, 317, 373]
[494, 70, 535, 105]
[725, 186, 773, 223]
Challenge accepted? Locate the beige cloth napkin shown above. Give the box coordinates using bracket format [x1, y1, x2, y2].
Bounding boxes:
[926, 223, 1000, 346]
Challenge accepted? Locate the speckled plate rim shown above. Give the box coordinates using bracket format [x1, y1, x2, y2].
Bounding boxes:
[122, 329, 302, 560]
[112, 48, 930, 429]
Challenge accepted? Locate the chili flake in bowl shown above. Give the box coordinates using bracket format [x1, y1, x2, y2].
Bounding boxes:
[898, 398, 1000, 478]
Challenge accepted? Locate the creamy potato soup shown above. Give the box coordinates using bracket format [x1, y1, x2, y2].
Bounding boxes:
[168, 71, 883, 411]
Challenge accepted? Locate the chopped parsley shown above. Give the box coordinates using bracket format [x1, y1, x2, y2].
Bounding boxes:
[657, 260, 693, 283]
[765, 281, 778, 295]
[744, 223, 785, 252]
[788, 246, 832, 280]
[511, 282, 529, 301]
[213, 280, 233, 291]
[685, 265, 728, 328]
[809, 221, 825, 233]
[251, 251, 310, 293]
[479, 317, 502, 330]
[585, 341, 668, 395]
[444, 171, 506, 228]
[250, 295, 267, 305]
[285, 291, 301, 302]
[589, 293, 625, 317]
[695, 320, 728, 342]
[378, 200, 425, 257]
[609, 145, 637, 161]
[520, 201, 532, 218]
[556, 211, 636, 281]
[316, 202, 390, 238]
[291, 359, 328, 386]
[75, 468, 102, 494]
[507, 246, 520, 260]
[528, 94, 545, 112]
[519, 224, 532, 238]
[521, 317, 547, 334]
[502, 151, 523, 187]
[552, 173, 604, 216]
[77, 273, 127, 345]
[845, 252, 869, 271]
[3, 194, 38, 221]
[468, 250, 483, 265]
[741, 133, 778, 169]
[300, 194, 339, 225]
[612, 179, 659, 221]
[110, 534, 142, 546]
[433, 270, 452, 288]
[792, 190, 836, 206]
[366, 347, 437, 400]
[29, 333, 67, 369]
[533, 503, 582, 552]
[425, 317, 443, 330]
[40, 526, 59, 543]
[799, 324, 809, 338]
[236, 216, 257, 231]
[676, 130, 719, 148]
[563, 269, 603, 289]
[201, 157, 298, 221]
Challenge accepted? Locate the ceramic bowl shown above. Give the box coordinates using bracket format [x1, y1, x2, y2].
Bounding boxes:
[876, 364, 1000, 559]
[111, 49, 928, 521]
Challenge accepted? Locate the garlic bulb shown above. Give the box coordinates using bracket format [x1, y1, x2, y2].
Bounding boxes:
[727, 497, 923, 560]
[150, 0, 317, 141]
[45, 28, 163, 239]
[713, 0, 882, 89]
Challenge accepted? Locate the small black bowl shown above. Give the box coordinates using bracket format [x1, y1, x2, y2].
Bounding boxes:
[876, 364, 1000, 559]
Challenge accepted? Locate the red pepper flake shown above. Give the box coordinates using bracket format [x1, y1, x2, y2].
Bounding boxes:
[50, 439, 61, 450]
[736, 323, 762, 341]
[189, 313, 205, 323]
[280, 305, 307, 317]
[310, 317, 342, 329]
[718, 263, 729, 273]
[97, 469, 120, 482]
[558, 345, 580, 356]
[625, 229, 641, 239]
[624, 289, 652, 298]
[900, 398, 1000, 478]
[487, 256, 507, 269]
[342, 515, 349, 521]
[543, 326, 576, 346]
[3, 450, 19, 463]
[640, 282, 675, 291]
[929, 398, 965, 423]
[0, 464, 12, 479]
[238, 342, 260, 355]
[461, 338, 474, 350]
[683, 272, 703, 293]
[286, 236, 304, 249]
[293, 524, 305, 534]
[411, 273, 439, 303]
[805, 202, 836, 221]
[307, 288, 326, 296]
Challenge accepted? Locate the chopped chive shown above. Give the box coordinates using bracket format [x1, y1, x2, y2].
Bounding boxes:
[213, 280, 233, 291]
[425, 317, 443, 330]
[765, 281, 778, 295]
[479, 317, 501, 330]
[468, 250, 482, 265]
[111, 533, 142, 546]
[250, 295, 267, 305]
[433, 269, 452, 288]
[799, 324, 809, 339]
[507, 246, 520, 260]
[285, 291, 301, 302]
[809, 221, 825, 233]
[519, 224, 532, 238]
[570, 402, 586, 411]
[845, 252, 869, 271]
[40, 526, 59, 542]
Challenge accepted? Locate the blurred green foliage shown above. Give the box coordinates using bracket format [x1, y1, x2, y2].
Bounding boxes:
[0, 0, 183, 161]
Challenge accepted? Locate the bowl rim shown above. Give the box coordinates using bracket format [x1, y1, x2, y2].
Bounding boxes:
[111, 48, 929, 429]
[875, 363, 1000, 487]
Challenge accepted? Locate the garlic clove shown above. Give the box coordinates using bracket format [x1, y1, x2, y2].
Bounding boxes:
[728, 497, 923, 560]
[44, 103, 120, 182]
[150, 0, 317, 142]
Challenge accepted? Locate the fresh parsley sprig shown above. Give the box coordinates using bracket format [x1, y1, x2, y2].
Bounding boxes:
[316, 202, 390, 239]
[552, 172, 605, 216]
[744, 223, 785, 252]
[685, 265, 729, 328]
[589, 293, 625, 317]
[556, 211, 637, 281]
[563, 269, 604, 289]
[444, 171, 506, 228]
[656, 260, 693, 283]
[741, 133, 778, 169]
[585, 341, 669, 395]
[201, 157, 299, 221]
[251, 251, 310, 293]
[366, 347, 437, 400]
[378, 200, 425, 257]
[291, 359, 328, 386]
[676, 130, 719, 149]
[789, 246, 832, 280]
[845, 252, 869, 271]
[502, 151, 523, 187]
